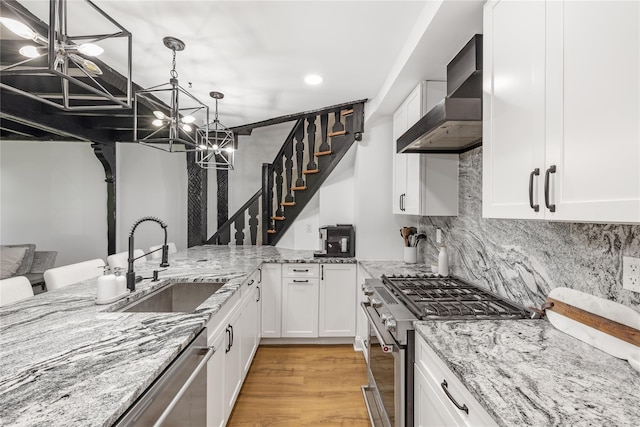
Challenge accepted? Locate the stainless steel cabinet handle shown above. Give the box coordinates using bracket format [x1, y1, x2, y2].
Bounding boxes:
[544, 165, 556, 212]
[152, 346, 215, 427]
[293, 279, 309, 283]
[529, 168, 540, 212]
[441, 380, 469, 414]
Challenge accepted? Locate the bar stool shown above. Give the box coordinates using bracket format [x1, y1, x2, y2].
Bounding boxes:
[44, 259, 105, 290]
[0, 276, 34, 306]
[107, 249, 146, 269]
[148, 242, 177, 260]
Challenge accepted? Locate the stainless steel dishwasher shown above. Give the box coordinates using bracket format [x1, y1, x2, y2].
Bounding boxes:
[114, 328, 214, 427]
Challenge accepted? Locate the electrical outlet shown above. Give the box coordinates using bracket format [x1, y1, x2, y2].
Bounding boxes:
[305, 223, 312, 233]
[623, 256, 640, 293]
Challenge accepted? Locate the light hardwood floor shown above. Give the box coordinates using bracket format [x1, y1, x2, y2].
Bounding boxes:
[227, 345, 371, 427]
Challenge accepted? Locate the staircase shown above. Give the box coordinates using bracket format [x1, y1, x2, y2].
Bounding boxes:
[208, 100, 365, 246]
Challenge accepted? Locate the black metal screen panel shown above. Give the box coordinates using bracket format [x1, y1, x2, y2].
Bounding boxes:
[186, 152, 208, 247]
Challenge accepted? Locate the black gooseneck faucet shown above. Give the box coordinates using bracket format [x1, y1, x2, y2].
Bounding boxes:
[126, 216, 170, 292]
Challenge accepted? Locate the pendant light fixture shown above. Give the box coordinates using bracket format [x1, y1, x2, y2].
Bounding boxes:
[134, 36, 209, 153]
[196, 91, 235, 170]
[0, 0, 132, 110]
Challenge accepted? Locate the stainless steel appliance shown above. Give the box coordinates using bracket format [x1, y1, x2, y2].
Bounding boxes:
[314, 224, 355, 258]
[114, 328, 214, 427]
[361, 274, 533, 427]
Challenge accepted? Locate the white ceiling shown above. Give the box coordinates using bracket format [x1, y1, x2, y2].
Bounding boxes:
[87, 0, 430, 128]
[9, 0, 484, 129]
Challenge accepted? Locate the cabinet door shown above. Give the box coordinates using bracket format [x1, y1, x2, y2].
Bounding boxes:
[223, 310, 242, 419]
[206, 330, 225, 427]
[319, 264, 357, 337]
[281, 278, 319, 337]
[393, 104, 409, 214]
[482, 0, 546, 219]
[545, 0, 640, 223]
[415, 364, 460, 427]
[240, 285, 260, 377]
[260, 263, 282, 338]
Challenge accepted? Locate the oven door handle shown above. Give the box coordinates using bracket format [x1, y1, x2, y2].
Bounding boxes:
[361, 302, 395, 353]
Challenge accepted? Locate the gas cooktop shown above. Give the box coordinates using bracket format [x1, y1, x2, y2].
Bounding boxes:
[381, 274, 531, 320]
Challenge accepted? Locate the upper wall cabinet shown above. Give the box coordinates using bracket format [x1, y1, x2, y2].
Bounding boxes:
[483, 0, 640, 223]
[392, 81, 459, 216]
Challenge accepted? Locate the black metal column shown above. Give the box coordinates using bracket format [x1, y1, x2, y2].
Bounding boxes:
[91, 142, 116, 255]
[186, 152, 208, 247]
[217, 168, 229, 229]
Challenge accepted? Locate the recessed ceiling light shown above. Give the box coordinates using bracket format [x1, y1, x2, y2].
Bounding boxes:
[304, 74, 323, 85]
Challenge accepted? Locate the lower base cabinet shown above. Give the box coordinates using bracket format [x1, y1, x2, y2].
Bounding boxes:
[415, 334, 496, 427]
[206, 273, 261, 426]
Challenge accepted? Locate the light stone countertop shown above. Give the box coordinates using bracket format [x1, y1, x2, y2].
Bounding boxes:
[359, 262, 640, 426]
[0, 246, 354, 427]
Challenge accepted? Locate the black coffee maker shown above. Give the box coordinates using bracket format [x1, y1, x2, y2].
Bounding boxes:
[314, 224, 355, 258]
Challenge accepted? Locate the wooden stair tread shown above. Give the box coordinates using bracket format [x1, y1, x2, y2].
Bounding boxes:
[328, 130, 347, 137]
[314, 150, 333, 157]
[281, 202, 296, 207]
[291, 186, 307, 191]
[303, 169, 320, 175]
[270, 216, 285, 221]
[267, 229, 277, 234]
[341, 109, 354, 116]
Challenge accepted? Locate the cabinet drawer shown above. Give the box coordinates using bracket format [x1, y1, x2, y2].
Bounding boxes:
[282, 264, 319, 278]
[415, 334, 496, 426]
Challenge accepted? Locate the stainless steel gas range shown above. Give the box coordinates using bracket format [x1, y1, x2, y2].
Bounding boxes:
[361, 274, 533, 427]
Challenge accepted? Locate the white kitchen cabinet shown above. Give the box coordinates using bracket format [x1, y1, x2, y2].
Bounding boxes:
[260, 263, 282, 338]
[392, 81, 458, 216]
[483, 0, 640, 223]
[318, 264, 357, 337]
[223, 309, 242, 419]
[281, 277, 319, 338]
[239, 283, 260, 376]
[415, 333, 496, 427]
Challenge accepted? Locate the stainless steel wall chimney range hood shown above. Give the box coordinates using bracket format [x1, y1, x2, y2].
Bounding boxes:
[397, 34, 482, 154]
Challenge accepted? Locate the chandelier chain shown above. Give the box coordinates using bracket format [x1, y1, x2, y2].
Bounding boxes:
[170, 49, 178, 78]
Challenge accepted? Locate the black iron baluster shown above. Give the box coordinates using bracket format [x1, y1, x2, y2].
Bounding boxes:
[294, 123, 305, 188]
[318, 113, 329, 153]
[234, 212, 245, 245]
[261, 163, 272, 244]
[306, 115, 317, 172]
[331, 111, 344, 134]
[284, 139, 294, 204]
[248, 197, 259, 245]
[274, 157, 284, 217]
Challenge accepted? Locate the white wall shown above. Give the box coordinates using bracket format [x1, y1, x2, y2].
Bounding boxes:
[229, 122, 292, 214]
[354, 117, 408, 260]
[116, 143, 187, 256]
[0, 141, 107, 266]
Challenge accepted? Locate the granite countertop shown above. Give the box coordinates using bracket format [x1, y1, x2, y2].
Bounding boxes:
[361, 261, 640, 425]
[0, 246, 354, 427]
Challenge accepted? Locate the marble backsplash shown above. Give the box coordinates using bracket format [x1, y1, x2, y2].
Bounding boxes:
[419, 147, 640, 311]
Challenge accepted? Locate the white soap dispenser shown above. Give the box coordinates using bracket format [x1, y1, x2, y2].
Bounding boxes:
[96, 266, 118, 303]
[114, 267, 127, 296]
[438, 245, 449, 277]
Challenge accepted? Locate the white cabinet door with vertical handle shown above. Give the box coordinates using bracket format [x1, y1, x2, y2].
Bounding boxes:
[319, 264, 357, 337]
[281, 277, 319, 338]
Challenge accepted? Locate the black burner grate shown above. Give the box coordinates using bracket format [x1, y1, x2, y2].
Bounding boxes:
[381, 274, 530, 320]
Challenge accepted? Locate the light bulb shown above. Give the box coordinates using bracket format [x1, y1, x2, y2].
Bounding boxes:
[198, 144, 207, 150]
[152, 119, 164, 127]
[153, 111, 166, 120]
[0, 17, 37, 40]
[304, 74, 323, 85]
[69, 53, 103, 75]
[181, 124, 193, 132]
[19, 45, 40, 58]
[181, 115, 196, 124]
[78, 43, 104, 57]
[224, 147, 234, 153]
[212, 144, 219, 151]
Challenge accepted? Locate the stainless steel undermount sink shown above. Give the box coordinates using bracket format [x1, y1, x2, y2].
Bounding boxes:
[120, 282, 224, 313]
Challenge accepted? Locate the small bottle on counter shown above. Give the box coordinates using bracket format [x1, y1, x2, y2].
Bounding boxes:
[96, 266, 118, 302]
[438, 245, 449, 276]
[114, 268, 127, 295]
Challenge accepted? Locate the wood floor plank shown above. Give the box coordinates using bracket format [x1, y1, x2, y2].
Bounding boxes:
[227, 344, 370, 427]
